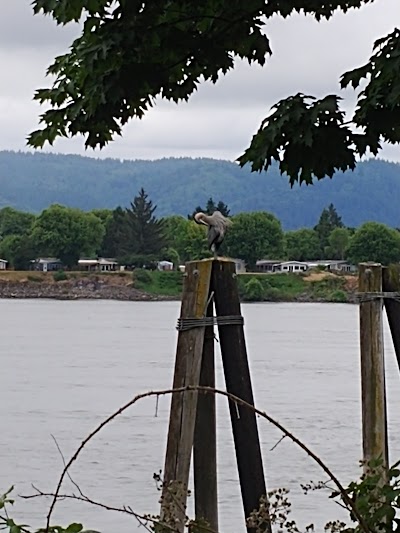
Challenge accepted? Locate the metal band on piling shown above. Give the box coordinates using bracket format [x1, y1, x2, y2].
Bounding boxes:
[177, 315, 244, 331]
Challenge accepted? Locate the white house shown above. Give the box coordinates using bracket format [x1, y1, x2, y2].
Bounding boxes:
[306, 260, 357, 273]
[157, 260, 174, 271]
[0, 259, 8, 270]
[31, 258, 63, 272]
[275, 261, 308, 273]
[78, 257, 119, 272]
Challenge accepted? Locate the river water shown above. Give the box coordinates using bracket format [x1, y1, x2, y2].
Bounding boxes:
[1, 300, 400, 532]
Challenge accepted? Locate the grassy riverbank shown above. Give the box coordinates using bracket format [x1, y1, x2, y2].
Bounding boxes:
[0, 269, 357, 302]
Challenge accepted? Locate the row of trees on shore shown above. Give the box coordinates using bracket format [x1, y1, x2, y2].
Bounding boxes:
[0, 190, 400, 270]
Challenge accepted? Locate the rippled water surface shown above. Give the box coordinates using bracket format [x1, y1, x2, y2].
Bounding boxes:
[1, 299, 399, 532]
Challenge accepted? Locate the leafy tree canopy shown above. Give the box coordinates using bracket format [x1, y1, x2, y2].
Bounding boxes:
[224, 211, 284, 268]
[100, 206, 130, 257]
[0, 234, 37, 270]
[0, 208, 36, 238]
[163, 215, 210, 262]
[28, 1, 400, 185]
[285, 229, 321, 261]
[31, 204, 105, 266]
[347, 221, 400, 265]
[328, 227, 350, 260]
[90, 208, 113, 225]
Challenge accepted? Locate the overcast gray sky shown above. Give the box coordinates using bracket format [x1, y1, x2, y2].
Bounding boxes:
[1, 0, 399, 162]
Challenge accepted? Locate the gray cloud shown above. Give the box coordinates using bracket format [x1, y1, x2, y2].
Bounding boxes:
[1, 0, 399, 164]
[0, 1, 79, 49]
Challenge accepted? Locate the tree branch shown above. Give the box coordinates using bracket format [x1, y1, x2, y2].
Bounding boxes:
[43, 385, 371, 533]
[22, 486, 158, 533]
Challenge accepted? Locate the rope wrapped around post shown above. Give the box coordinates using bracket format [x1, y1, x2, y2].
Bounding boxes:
[177, 315, 244, 331]
[356, 291, 400, 303]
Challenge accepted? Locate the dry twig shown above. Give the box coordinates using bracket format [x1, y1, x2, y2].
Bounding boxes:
[42, 386, 370, 533]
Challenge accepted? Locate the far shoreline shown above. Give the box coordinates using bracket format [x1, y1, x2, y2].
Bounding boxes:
[0, 269, 358, 304]
[0, 286, 357, 304]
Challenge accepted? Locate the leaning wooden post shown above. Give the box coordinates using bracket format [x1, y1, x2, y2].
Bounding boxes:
[212, 259, 271, 533]
[160, 259, 212, 532]
[358, 263, 388, 475]
[193, 298, 218, 532]
[382, 265, 400, 371]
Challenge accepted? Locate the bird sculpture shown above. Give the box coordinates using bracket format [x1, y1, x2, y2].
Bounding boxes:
[194, 210, 232, 259]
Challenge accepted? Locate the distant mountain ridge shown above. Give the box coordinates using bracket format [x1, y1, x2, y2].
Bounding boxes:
[0, 150, 399, 230]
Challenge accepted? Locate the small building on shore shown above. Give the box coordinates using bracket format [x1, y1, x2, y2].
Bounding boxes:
[30, 258, 63, 272]
[157, 260, 174, 271]
[306, 260, 357, 272]
[0, 259, 8, 270]
[255, 259, 282, 273]
[255, 258, 357, 274]
[78, 257, 119, 272]
[276, 261, 308, 273]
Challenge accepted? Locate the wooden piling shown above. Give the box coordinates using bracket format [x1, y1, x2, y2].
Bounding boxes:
[382, 265, 400, 371]
[193, 298, 218, 532]
[212, 259, 271, 533]
[358, 263, 388, 474]
[160, 259, 212, 532]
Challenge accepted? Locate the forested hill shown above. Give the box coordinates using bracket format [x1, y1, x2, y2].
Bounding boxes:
[1, 150, 400, 230]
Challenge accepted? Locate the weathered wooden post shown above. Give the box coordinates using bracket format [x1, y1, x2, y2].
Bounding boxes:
[382, 265, 400, 370]
[160, 260, 212, 532]
[358, 263, 388, 475]
[160, 258, 270, 533]
[212, 260, 271, 533]
[193, 298, 218, 532]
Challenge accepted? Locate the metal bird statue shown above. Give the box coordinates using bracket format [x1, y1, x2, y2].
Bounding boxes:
[194, 210, 232, 259]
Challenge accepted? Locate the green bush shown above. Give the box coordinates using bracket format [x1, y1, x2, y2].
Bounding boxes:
[133, 269, 152, 284]
[329, 289, 348, 303]
[53, 270, 68, 282]
[311, 276, 345, 297]
[158, 271, 183, 289]
[260, 277, 272, 289]
[243, 278, 265, 301]
[264, 287, 284, 301]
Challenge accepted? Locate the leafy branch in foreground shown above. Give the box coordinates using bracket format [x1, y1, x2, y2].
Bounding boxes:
[0, 485, 84, 533]
[239, 28, 400, 185]
[28, 2, 400, 184]
[3, 385, 400, 533]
